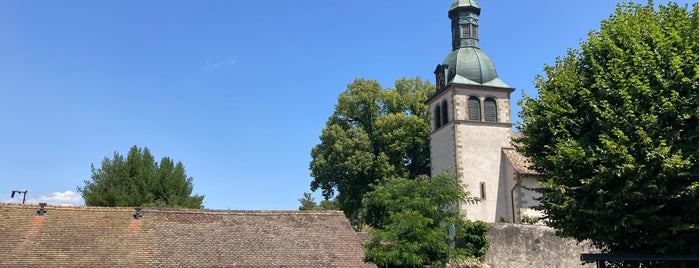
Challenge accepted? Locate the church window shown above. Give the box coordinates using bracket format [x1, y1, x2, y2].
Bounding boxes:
[461, 25, 470, 38]
[480, 182, 486, 200]
[434, 105, 442, 129]
[459, 24, 478, 39]
[468, 96, 481, 121]
[484, 98, 497, 122]
[441, 100, 449, 126]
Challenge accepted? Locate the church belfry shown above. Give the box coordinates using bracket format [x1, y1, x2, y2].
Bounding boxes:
[450, 0, 480, 49]
[427, 0, 516, 222]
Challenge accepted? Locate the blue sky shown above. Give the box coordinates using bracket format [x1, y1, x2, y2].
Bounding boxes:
[1, 0, 693, 209]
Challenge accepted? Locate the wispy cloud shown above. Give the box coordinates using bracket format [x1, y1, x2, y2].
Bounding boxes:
[5, 190, 83, 206]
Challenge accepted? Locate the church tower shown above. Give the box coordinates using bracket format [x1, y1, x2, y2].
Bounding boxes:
[427, 0, 515, 222]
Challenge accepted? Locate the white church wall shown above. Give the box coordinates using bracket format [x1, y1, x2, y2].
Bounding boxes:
[429, 94, 457, 176]
[454, 123, 511, 222]
[430, 125, 456, 176]
[520, 176, 542, 209]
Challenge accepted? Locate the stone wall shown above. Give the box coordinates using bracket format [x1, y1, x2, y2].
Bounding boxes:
[485, 223, 597, 268]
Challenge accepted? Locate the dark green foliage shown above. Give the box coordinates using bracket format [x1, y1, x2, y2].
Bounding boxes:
[78, 145, 204, 208]
[454, 220, 490, 259]
[298, 192, 339, 211]
[309, 77, 432, 221]
[364, 210, 447, 267]
[363, 173, 487, 267]
[518, 1, 699, 254]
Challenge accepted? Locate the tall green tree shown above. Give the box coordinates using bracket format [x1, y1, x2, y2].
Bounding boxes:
[309, 77, 432, 221]
[78, 145, 204, 208]
[298, 192, 339, 211]
[363, 173, 486, 267]
[518, 2, 699, 254]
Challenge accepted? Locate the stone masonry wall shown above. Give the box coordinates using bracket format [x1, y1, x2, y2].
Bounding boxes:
[485, 223, 597, 268]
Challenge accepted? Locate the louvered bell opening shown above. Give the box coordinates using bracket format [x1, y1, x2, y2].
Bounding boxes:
[468, 97, 481, 121]
[484, 98, 497, 122]
[435, 106, 442, 129]
[441, 101, 449, 126]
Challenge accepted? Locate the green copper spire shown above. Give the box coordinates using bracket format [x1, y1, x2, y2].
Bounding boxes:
[449, 0, 481, 49]
[432, 0, 510, 91]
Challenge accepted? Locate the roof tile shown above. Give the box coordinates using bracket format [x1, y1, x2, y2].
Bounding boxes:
[0, 204, 375, 267]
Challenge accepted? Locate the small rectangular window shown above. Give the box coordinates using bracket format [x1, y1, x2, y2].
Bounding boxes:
[461, 25, 470, 38]
[480, 182, 486, 200]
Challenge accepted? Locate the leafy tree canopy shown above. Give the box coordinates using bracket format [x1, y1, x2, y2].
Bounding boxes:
[309, 77, 432, 221]
[298, 192, 339, 211]
[518, 1, 699, 254]
[363, 173, 487, 267]
[78, 145, 204, 208]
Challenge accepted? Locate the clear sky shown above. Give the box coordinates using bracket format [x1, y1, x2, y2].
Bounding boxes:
[1, 0, 694, 209]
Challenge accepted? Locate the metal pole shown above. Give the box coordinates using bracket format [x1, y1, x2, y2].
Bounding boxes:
[11, 190, 27, 204]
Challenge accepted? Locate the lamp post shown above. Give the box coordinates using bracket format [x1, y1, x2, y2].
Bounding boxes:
[11, 190, 27, 204]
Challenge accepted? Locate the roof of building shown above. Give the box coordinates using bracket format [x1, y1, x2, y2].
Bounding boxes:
[450, 0, 480, 13]
[0, 204, 375, 267]
[503, 148, 538, 175]
[442, 47, 510, 88]
[441, 0, 511, 89]
[503, 132, 539, 176]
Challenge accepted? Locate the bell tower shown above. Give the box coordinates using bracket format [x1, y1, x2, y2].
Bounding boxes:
[427, 0, 515, 222]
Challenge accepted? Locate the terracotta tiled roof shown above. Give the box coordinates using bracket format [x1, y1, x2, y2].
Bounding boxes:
[0, 204, 375, 267]
[503, 133, 539, 175]
[503, 147, 538, 175]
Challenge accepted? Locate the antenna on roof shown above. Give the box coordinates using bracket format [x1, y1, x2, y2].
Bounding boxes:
[11, 190, 27, 204]
[37, 203, 47, 216]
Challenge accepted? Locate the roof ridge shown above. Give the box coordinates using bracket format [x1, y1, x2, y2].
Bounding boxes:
[144, 208, 346, 216]
[0, 203, 346, 216]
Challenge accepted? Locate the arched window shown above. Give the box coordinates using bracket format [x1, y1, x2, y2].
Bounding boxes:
[484, 98, 497, 122]
[468, 96, 481, 121]
[434, 105, 442, 129]
[441, 100, 449, 126]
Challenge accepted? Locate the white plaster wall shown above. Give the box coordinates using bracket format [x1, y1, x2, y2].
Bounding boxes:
[430, 125, 456, 176]
[429, 94, 457, 176]
[520, 177, 541, 208]
[455, 123, 511, 222]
